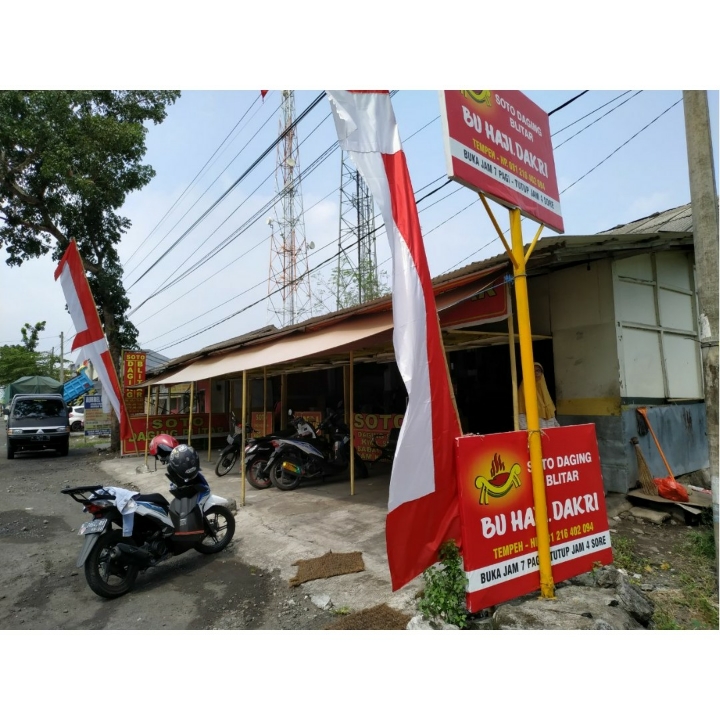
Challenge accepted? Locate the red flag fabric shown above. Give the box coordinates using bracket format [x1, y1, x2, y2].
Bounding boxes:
[260, 90, 268, 100]
[54, 240, 132, 440]
[327, 91, 462, 590]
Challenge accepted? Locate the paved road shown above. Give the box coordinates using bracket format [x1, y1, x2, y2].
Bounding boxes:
[0, 427, 334, 630]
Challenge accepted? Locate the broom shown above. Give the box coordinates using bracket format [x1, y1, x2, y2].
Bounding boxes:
[630, 436, 659, 495]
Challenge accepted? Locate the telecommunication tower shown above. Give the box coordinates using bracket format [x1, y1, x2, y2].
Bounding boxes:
[267, 91, 312, 327]
[336, 150, 378, 309]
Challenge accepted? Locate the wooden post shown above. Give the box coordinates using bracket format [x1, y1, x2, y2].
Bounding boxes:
[280, 373, 287, 430]
[507, 285, 519, 431]
[188, 382, 194, 446]
[207, 377, 213, 462]
[241, 370, 247, 507]
[349, 351, 355, 496]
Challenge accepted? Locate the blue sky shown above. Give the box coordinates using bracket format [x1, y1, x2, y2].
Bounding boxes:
[2, 88, 717, 362]
[1, 5, 718, 369]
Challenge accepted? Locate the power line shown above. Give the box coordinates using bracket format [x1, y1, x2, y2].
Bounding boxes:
[127, 92, 327, 292]
[123, 95, 278, 281]
[551, 91, 632, 136]
[553, 91, 643, 150]
[561, 97, 682, 195]
[547, 91, 588, 116]
[123, 94, 263, 270]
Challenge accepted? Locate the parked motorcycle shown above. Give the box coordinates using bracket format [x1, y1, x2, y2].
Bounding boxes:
[216, 411, 317, 490]
[214, 412, 256, 477]
[62, 445, 235, 599]
[261, 407, 369, 491]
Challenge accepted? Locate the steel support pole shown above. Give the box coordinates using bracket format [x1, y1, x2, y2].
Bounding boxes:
[509, 208, 554, 599]
[188, 382, 194, 446]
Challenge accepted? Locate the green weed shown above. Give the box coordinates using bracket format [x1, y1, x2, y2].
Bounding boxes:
[417, 540, 469, 629]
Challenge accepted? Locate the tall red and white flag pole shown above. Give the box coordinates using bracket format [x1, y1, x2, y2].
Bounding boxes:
[327, 91, 462, 590]
[54, 239, 132, 441]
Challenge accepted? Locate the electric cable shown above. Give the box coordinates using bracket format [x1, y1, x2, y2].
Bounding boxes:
[127, 92, 327, 291]
[123, 95, 278, 280]
[123, 94, 263, 270]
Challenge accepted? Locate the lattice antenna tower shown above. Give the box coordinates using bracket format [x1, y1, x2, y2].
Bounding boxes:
[336, 150, 378, 309]
[267, 90, 312, 327]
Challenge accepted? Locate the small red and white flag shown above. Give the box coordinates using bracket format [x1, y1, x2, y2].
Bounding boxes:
[54, 240, 131, 440]
[327, 91, 462, 590]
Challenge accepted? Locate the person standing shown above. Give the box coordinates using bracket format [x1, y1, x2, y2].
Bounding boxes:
[518, 362, 560, 430]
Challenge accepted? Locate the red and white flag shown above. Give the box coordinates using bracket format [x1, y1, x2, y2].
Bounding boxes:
[54, 240, 131, 440]
[327, 91, 462, 590]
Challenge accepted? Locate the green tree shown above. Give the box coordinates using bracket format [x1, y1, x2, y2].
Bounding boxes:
[314, 257, 391, 314]
[0, 91, 180, 447]
[0, 321, 56, 385]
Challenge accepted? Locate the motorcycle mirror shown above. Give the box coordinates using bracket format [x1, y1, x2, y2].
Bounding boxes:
[288, 408, 293, 416]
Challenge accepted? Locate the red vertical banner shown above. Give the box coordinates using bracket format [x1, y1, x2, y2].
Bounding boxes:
[455, 424, 613, 613]
[122, 351, 147, 415]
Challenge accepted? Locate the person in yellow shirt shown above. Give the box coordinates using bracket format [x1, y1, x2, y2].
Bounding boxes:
[518, 362, 560, 430]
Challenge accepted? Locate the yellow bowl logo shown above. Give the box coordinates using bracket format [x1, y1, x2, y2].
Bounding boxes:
[474, 452, 521, 505]
[461, 90, 492, 107]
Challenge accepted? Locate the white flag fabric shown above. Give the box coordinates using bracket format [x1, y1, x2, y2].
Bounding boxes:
[327, 91, 462, 590]
[54, 240, 130, 439]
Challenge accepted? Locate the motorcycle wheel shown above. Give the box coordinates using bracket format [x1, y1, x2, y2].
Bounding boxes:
[271, 454, 303, 491]
[215, 447, 239, 477]
[246, 456, 273, 490]
[84, 529, 139, 599]
[195, 506, 235, 554]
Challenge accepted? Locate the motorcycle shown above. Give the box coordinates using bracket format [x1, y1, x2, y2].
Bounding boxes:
[260, 407, 369, 491]
[216, 411, 317, 490]
[213, 412, 256, 477]
[62, 471, 235, 599]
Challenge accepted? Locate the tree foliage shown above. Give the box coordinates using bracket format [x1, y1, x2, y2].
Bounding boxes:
[0, 321, 61, 386]
[0, 91, 179, 446]
[314, 256, 391, 314]
[0, 90, 181, 354]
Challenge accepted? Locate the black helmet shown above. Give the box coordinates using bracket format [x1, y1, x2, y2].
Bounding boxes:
[167, 444, 200, 484]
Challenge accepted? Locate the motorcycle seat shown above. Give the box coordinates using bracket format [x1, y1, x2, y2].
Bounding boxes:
[135, 493, 170, 507]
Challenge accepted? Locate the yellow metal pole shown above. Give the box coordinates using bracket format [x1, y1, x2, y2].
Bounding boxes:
[188, 382, 194, 446]
[507, 285, 519, 431]
[241, 370, 247, 507]
[349, 351, 355, 496]
[144, 386, 151, 468]
[509, 208, 554, 599]
[207, 378, 213, 462]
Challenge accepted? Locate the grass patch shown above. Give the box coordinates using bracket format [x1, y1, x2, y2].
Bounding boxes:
[70, 435, 110, 448]
[610, 535, 649, 576]
[651, 528, 718, 630]
[332, 606, 352, 616]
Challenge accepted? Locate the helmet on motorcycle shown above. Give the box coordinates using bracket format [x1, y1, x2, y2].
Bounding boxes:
[149, 433, 178, 462]
[167, 444, 201, 484]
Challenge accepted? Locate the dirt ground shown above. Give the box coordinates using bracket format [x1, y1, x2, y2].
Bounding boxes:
[1, 433, 716, 631]
[0, 437, 339, 631]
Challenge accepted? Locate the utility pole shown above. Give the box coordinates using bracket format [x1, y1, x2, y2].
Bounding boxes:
[683, 90, 719, 573]
[59, 331, 64, 384]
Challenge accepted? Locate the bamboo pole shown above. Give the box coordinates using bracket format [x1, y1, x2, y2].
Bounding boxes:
[508, 207, 554, 599]
[263, 367, 268, 435]
[207, 377, 213, 462]
[507, 285, 519, 431]
[349, 351, 355, 496]
[280, 373, 287, 430]
[188, 382, 194, 446]
[241, 370, 247, 507]
[144, 386, 151, 468]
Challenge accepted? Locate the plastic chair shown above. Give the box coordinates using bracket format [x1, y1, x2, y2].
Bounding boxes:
[370, 427, 400, 466]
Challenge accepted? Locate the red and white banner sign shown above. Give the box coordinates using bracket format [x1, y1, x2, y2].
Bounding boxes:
[54, 240, 131, 440]
[455, 424, 612, 612]
[440, 91, 564, 233]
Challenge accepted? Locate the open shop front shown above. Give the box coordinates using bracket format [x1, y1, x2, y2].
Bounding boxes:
[123, 268, 555, 502]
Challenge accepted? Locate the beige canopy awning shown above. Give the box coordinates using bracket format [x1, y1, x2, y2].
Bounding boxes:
[139, 271, 506, 387]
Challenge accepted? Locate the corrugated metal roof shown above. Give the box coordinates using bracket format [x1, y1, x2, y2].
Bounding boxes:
[147, 202, 702, 378]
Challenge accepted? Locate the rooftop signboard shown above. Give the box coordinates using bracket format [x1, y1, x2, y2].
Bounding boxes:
[439, 90, 564, 233]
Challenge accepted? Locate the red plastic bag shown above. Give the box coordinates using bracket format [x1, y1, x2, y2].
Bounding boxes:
[654, 477, 689, 503]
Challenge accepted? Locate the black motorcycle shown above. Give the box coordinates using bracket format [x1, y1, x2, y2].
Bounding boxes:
[260, 408, 369, 491]
[215, 412, 317, 489]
